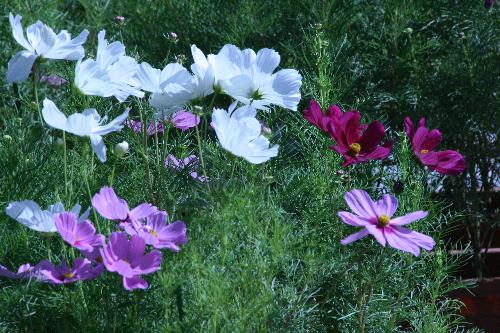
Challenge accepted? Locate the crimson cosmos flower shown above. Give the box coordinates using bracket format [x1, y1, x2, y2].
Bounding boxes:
[404, 117, 465, 175]
[303, 99, 342, 134]
[329, 111, 392, 167]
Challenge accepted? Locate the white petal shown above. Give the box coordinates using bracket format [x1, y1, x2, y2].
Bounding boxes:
[90, 134, 106, 162]
[230, 105, 257, 120]
[5, 200, 56, 232]
[26, 21, 57, 55]
[96, 30, 125, 69]
[65, 112, 95, 136]
[6, 50, 37, 83]
[134, 62, 162, 93]
[42, 98, 67, 131]
[44, 28, 89, 60]
[256, 48, 280, 73]
[270, 69, 302, 111]
[93, 108, 129, 135]
[9, 13, 33, 51]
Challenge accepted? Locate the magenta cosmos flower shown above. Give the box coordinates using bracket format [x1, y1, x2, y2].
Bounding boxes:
[0, 263, 40, 280]
[404, 117, 465, 175]
[164, 154, 209, 183]
[123, 211, 187, 251]
[92, 187, 157, 222]
[170, 110, 200, 131]
[339, 189, 435, 256]
[330, 112, 392, 167]
[303, 99, 342, 134]
[38, 258, 103, 284]
[100, 232, 163, 290]
[54, 212, 104, 252]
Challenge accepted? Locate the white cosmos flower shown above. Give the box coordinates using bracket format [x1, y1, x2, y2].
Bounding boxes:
[190, 44, 243, 95]
[41, 98, 129, 162]
[133, 61, 194, 115]
[219, 47, 302, 111]
[6, 200, 90, 233]
[75, 30, 144, 102]
[211, 102, 278, 164]
[6, 13, 89, 83]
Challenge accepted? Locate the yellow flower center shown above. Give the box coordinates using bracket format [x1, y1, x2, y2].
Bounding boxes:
[349, 143, 361, 155]
[149, 229, 158, 237]
[420, 149, 429, 154]
[63, 272, 75, 279]
[377, 214, 390, 227]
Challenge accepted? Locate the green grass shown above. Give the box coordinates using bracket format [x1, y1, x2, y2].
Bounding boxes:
[1, 0, 497, 332]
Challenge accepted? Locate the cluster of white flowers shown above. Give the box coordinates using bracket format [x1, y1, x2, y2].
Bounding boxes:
[6, 13, 302, 164]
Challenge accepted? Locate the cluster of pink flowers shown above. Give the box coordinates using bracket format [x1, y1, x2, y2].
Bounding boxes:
[304, 99, 466, 256]
[0, 187, 187, 291]
[126, 110, 200, 135]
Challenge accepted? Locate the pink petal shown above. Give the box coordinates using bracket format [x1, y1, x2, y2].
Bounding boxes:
[135, 250, 162, 275]
[338, 211, 371, 226]
[358, 121, 385, 151]
[384, 227, 420, 256]
[340, 229, 369, 245]
[128, 235, 146, 263]
[123, 276, 148, 290]
[390, 211, 428, 226]
[375, 194, 398, 217]
[344, 189, 378, 218]
[91, 187, 129, 220]
[392, 226, 436, 251]
[365, 224, 386, 246]
[420, 129, 442, 151]
[129, 203, 158, 222]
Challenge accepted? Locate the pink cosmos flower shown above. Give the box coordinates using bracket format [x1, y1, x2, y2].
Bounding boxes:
[339, 189, 435, 256]
[171, 110, 200, 131]
[303, 99, 342, 134]
[91, 186, 157, 222]
[54, 212, 104, 252]
[100, 232, 163, 290]
[123, 211, 187, 251]
[38, 258, 103, 284]
[404, 117, 465, 175]
[329, 112, 392, 167]
[0, 263, 40, 280]
[164, 154, 209, 183]
[126, 110, 199, 135]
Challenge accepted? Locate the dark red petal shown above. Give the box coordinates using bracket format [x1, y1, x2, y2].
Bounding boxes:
[358, 121, 385, 151]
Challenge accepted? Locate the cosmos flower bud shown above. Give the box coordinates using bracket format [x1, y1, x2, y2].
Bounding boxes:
[54, 137, 64, 150]
[40, 74, 67, 88]
[403, 27, 413, 34]
[169, 32, 178, 39]
[3, 134, 12, 141]
[261, 123, 272, 137]
[114, 141, 129, 158]
[115, 15, 125, 24]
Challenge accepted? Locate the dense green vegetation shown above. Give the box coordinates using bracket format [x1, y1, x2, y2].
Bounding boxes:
[1, 1, 497, 332]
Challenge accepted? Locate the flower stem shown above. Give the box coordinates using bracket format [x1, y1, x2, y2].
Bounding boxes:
[195, 122, 210, 192]
[358, 246, 386, 333]
[62, 131, 68, 201]
[138, 102, 155, 202]
[32, 63, 43, 124]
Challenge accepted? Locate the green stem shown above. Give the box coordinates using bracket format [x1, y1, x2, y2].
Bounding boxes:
[195, 122, 210, 192]
[32, 63, 43, 124]
[62, 131, 68, 201]
[138, 102, 155, 202]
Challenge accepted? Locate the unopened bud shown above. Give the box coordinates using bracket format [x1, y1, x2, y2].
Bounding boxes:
[169, 32, 178, 39]
[261, 123, 272, 137]
[115, 16, 125, 24]
[114, 141, 129, 158]
[3, 135, 12, 141]
[404, 27, 413, 34]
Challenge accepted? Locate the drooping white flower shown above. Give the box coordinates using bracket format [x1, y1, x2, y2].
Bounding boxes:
[5, 200, 89, 233]
[133, 61, 194, 115]
[75, 30, 144, 102]
[219, 47, 302, 111]
[41, 98, 129, 162]
[6, 13, 89, 83]
[211, 103, 278, 164]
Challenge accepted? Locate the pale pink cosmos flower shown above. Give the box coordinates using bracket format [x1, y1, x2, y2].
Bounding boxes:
[339, 189, 435, 256]
[123, 211, 187, 251]
[100, 232, 162, 290]
[38, 258, 103, 284]
[91, 186, 157, 222]
[0, 263, 41, 280]
[54, 212, 103, 252]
